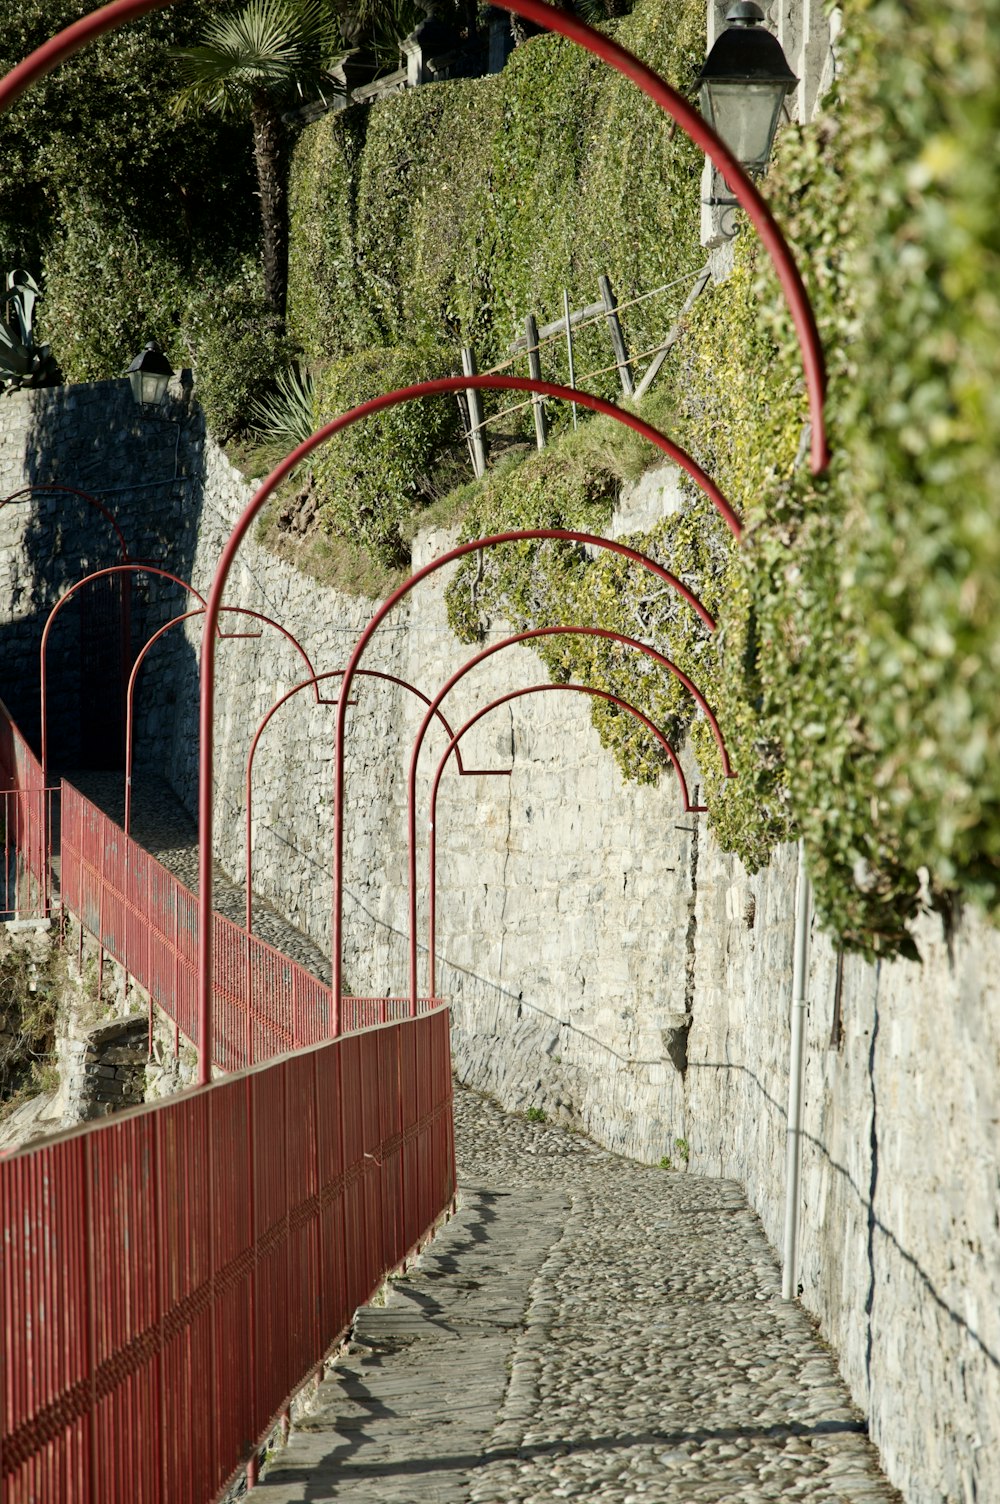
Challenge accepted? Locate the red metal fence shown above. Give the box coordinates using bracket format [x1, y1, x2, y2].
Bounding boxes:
[0, 696, 54, 919]
[59, 781, 438, 1070]
[1, 1008, 455, 1502]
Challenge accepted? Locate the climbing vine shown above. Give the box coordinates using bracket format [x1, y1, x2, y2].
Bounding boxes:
[448, 0, 1000, 960]
[287, 0, 706, 389]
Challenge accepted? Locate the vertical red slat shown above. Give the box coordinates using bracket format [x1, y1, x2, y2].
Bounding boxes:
[2, 702, 453, 1500]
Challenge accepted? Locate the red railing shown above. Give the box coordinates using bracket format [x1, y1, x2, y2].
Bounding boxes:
[59, 781, 439, 1069]
[1, 1008, 455, 1502]
[0, 696, 54, 918]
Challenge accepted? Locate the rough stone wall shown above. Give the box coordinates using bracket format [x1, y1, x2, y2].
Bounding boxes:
[0, 378, 204, 765]
[687, 844, 1000, 1504]
[1, 391, 997, 1503]
[155, 443, 1000, 1504]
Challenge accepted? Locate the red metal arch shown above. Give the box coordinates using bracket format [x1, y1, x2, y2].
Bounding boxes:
[408, 623, 733, 785]
[243, 668, 510, 939]
[405, 622, 732, 1010]
[423, 681, 705, 1001]
[199, 386, 723, 1073]
[1, 484, 130, 561]
[40, 563, 205, 781]
[124, 604, 320, 835]
[324, 522, 717, 1048]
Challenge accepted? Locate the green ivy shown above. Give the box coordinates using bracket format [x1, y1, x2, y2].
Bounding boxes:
[287, 0, 706, 412]
[444, 433, 729, 786]
[310, 344, 460, 566]
[445, 0, 1000, 960]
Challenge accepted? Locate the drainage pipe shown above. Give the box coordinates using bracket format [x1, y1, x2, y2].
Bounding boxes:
[781, 838, 811, 1300]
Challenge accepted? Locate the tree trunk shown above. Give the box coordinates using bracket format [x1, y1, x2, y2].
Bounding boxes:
[250, 92, 288, 324]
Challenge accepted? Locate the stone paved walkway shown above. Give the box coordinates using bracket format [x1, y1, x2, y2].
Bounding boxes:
[250, 1088, 901, 1504]
[61, 769, 331, 981]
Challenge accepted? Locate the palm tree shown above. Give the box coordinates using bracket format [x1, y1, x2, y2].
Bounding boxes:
[172, 0, 336, 321]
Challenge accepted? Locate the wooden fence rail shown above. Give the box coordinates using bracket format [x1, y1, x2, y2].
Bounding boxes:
[455, 264, 711, 474]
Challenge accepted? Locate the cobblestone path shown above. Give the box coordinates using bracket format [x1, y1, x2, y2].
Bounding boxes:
[62, 769, 331, 981]
[251, 1088, 901, 1504]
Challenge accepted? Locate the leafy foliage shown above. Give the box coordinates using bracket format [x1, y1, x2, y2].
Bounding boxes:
[0, 1, 254, 270]
[448, 0, 1000, 958]
[287, 0, 705, 394]
[171, 0, 338, 121]
[186, 265, 299, 442]
[311, 345, 461, 565]
[250, 361, 317, 453]
[0, 0, 264, 416]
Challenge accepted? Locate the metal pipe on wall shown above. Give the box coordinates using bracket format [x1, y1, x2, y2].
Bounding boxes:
[781, 837, 812, 1301]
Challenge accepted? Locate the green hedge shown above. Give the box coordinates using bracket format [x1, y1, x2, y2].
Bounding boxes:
[447, 0, 1000, 959]
[288, 0, 706, 399]
[311, 345, 461, 566]
[0, 1, 267, 430]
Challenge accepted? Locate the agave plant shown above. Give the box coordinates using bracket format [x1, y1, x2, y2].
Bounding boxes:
[249, 361, 317, 463]
[0, 270, 60, 392]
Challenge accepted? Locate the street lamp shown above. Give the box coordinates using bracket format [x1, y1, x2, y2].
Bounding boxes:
[696, 2, 797, 177]
[126, 340, 173, 410]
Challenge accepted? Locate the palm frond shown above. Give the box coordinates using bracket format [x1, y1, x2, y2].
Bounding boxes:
[172, 0, 332, 115]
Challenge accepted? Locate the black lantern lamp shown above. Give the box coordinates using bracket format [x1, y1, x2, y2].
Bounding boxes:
[127, 341, 173, 410]
[696, 2, 797, 176]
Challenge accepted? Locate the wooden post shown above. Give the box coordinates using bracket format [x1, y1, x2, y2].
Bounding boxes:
[599, 274, 634, 398]
[563, 289, 578, 430]
[461, 347, 488, 479]
[524, 314, 548, 450]
[632, 264, 711, 403]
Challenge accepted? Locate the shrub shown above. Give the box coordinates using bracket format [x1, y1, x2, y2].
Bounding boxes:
[186, 261, 299, 442]
[287, 0, 706, 398]
[38, 200, 191, 383]
[310, 345, 462, 567]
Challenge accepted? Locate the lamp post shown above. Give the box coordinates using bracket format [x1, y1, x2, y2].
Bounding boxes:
[697, 2, 797, 174]
[126, 339, 173, 409]
[697, 1, 797, 237]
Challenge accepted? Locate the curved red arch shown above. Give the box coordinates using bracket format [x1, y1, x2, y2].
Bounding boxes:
[1, 484, 129, 561]
[411, 623, 733, 782]
[40, 563, 204, 779]
[198, 377, 724, 1068]
[405, 621, 732, 1006]
[123, 604, 319, 835]
[423, 680, 705, 1000]
[243, 667, 510, 938]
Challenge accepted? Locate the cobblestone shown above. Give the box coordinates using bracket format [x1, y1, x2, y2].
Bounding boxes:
[250, 1088, 900, 1504]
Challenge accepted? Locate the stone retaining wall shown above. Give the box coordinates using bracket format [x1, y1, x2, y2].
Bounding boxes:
[0, 387, 996, 1504]
[0, 379, 203, 765]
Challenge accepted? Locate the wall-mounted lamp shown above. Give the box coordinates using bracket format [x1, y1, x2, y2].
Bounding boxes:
[126, 341, 173, 410]
[696, 2, 797, 177]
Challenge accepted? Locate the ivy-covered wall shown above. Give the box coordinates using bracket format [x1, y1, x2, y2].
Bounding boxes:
[438, 0, 1000, 962]
[287, 0, 706, 384]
